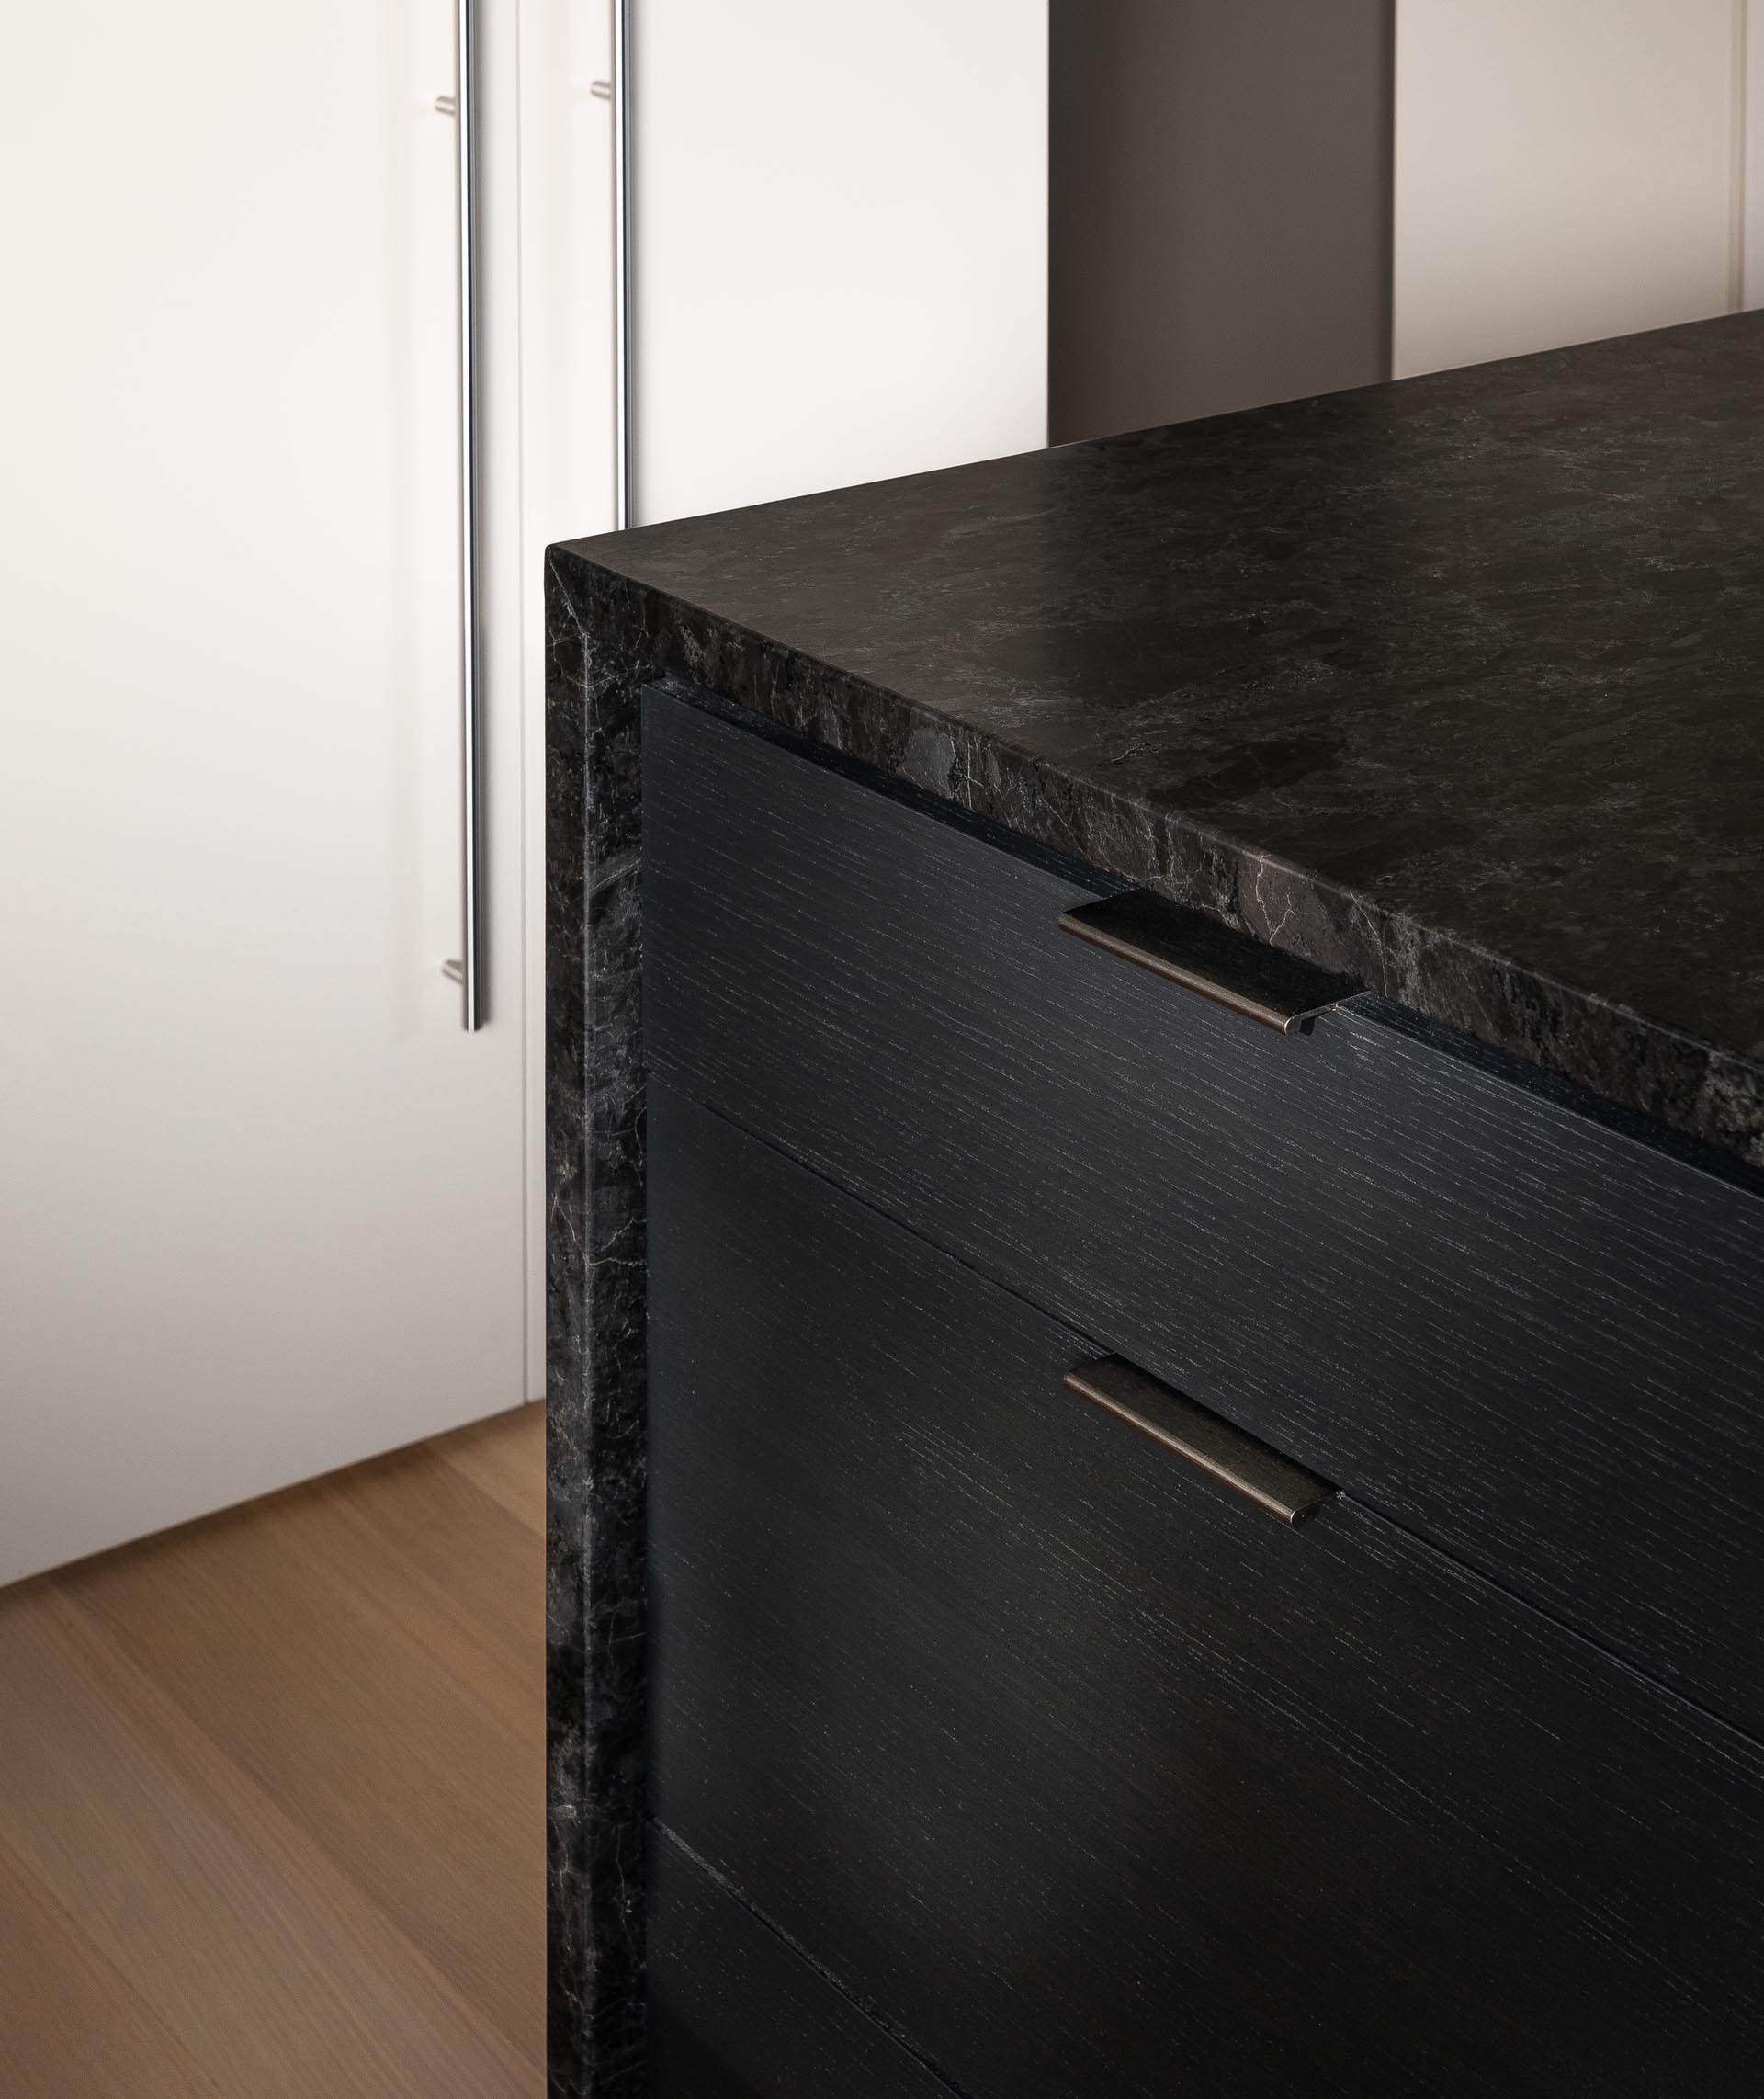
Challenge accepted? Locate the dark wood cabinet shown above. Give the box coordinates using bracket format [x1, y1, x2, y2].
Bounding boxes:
[544, 308, 1764, 2099]
[649, 1079, 1764, 2099]
[643, 687, 1764, 1739]
[650, 1830, 949, 2099]
[639, 684, 1764, 2096]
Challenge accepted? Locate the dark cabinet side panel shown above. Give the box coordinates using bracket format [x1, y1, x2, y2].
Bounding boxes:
[649, 1080, 1764, 2099]
[641, 685, 1764, 1740]
[650, 1827, 952, 2099]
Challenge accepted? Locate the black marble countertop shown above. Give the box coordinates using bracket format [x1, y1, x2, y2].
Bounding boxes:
[552, 312, 1764, 1169]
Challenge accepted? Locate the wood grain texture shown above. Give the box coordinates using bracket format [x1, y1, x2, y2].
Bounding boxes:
[442, 1409, 547, 1538]
[649, 1827, 954, 2099]
[0, 1405, 544, 2098]
[642, 686, 1764, 1739]
[649, 1083, 1764, 2099]
[0, 1843, 222, 2099]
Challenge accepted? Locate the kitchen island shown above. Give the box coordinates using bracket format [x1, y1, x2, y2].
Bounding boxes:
[547, 313, 1764, 2097]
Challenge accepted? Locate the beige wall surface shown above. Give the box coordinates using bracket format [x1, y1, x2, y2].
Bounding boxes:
[1748, 0, 1764, 304]
[1394, 0, 1745, 379]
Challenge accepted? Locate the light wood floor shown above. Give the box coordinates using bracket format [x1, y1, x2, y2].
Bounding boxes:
[0, 1404, 545, 2098]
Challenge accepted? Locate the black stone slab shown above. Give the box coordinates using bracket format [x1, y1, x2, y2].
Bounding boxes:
[558, 312, 1764, 1166]
[545, 312, 1764, 2093]
[547, 563, 649, 2096]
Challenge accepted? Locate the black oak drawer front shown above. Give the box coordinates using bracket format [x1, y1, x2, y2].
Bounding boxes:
[650, 1829, 952, 2098]
[648, 1082, 1764, 2099]
[641, 685, 1764, 1736]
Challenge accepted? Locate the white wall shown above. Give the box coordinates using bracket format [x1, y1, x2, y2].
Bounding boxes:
[630, 0, 1047, 524]
[1394, 0, 1746, 378]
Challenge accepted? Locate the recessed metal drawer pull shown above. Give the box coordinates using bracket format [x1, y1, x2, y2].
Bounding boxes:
[1057, 891, 1361, 1034]
[1065, 1356, 1336, 1526]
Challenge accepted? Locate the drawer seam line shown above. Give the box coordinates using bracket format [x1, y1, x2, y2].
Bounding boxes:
[649, 1075, 1764, 1764]
[1338, 1491, 1764, 1764]
[650, 1818, 976, 2098]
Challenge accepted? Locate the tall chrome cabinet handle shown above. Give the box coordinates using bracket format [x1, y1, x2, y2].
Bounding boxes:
[442, 0, 484, 1029]
[612, 0, 633, 529]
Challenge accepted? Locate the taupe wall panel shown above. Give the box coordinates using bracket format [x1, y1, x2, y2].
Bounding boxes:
[1050, 0, 1393, 441]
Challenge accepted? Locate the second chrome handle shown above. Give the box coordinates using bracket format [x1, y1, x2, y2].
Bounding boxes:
[441, 0, 483, 1029]
[1065, 1356, 1335, 1526]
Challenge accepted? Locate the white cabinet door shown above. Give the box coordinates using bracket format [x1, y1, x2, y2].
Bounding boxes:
[1394, 0, 1745, 379]
[516, 0, 618, 1365]
[630, 0, 1047, 524]
[0, 0, 607, 1581]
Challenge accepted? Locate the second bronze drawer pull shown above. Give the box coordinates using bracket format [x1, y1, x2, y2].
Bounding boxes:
[1065, 1355, 1336, 1526]
[1058, 891, 1362, 1033]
